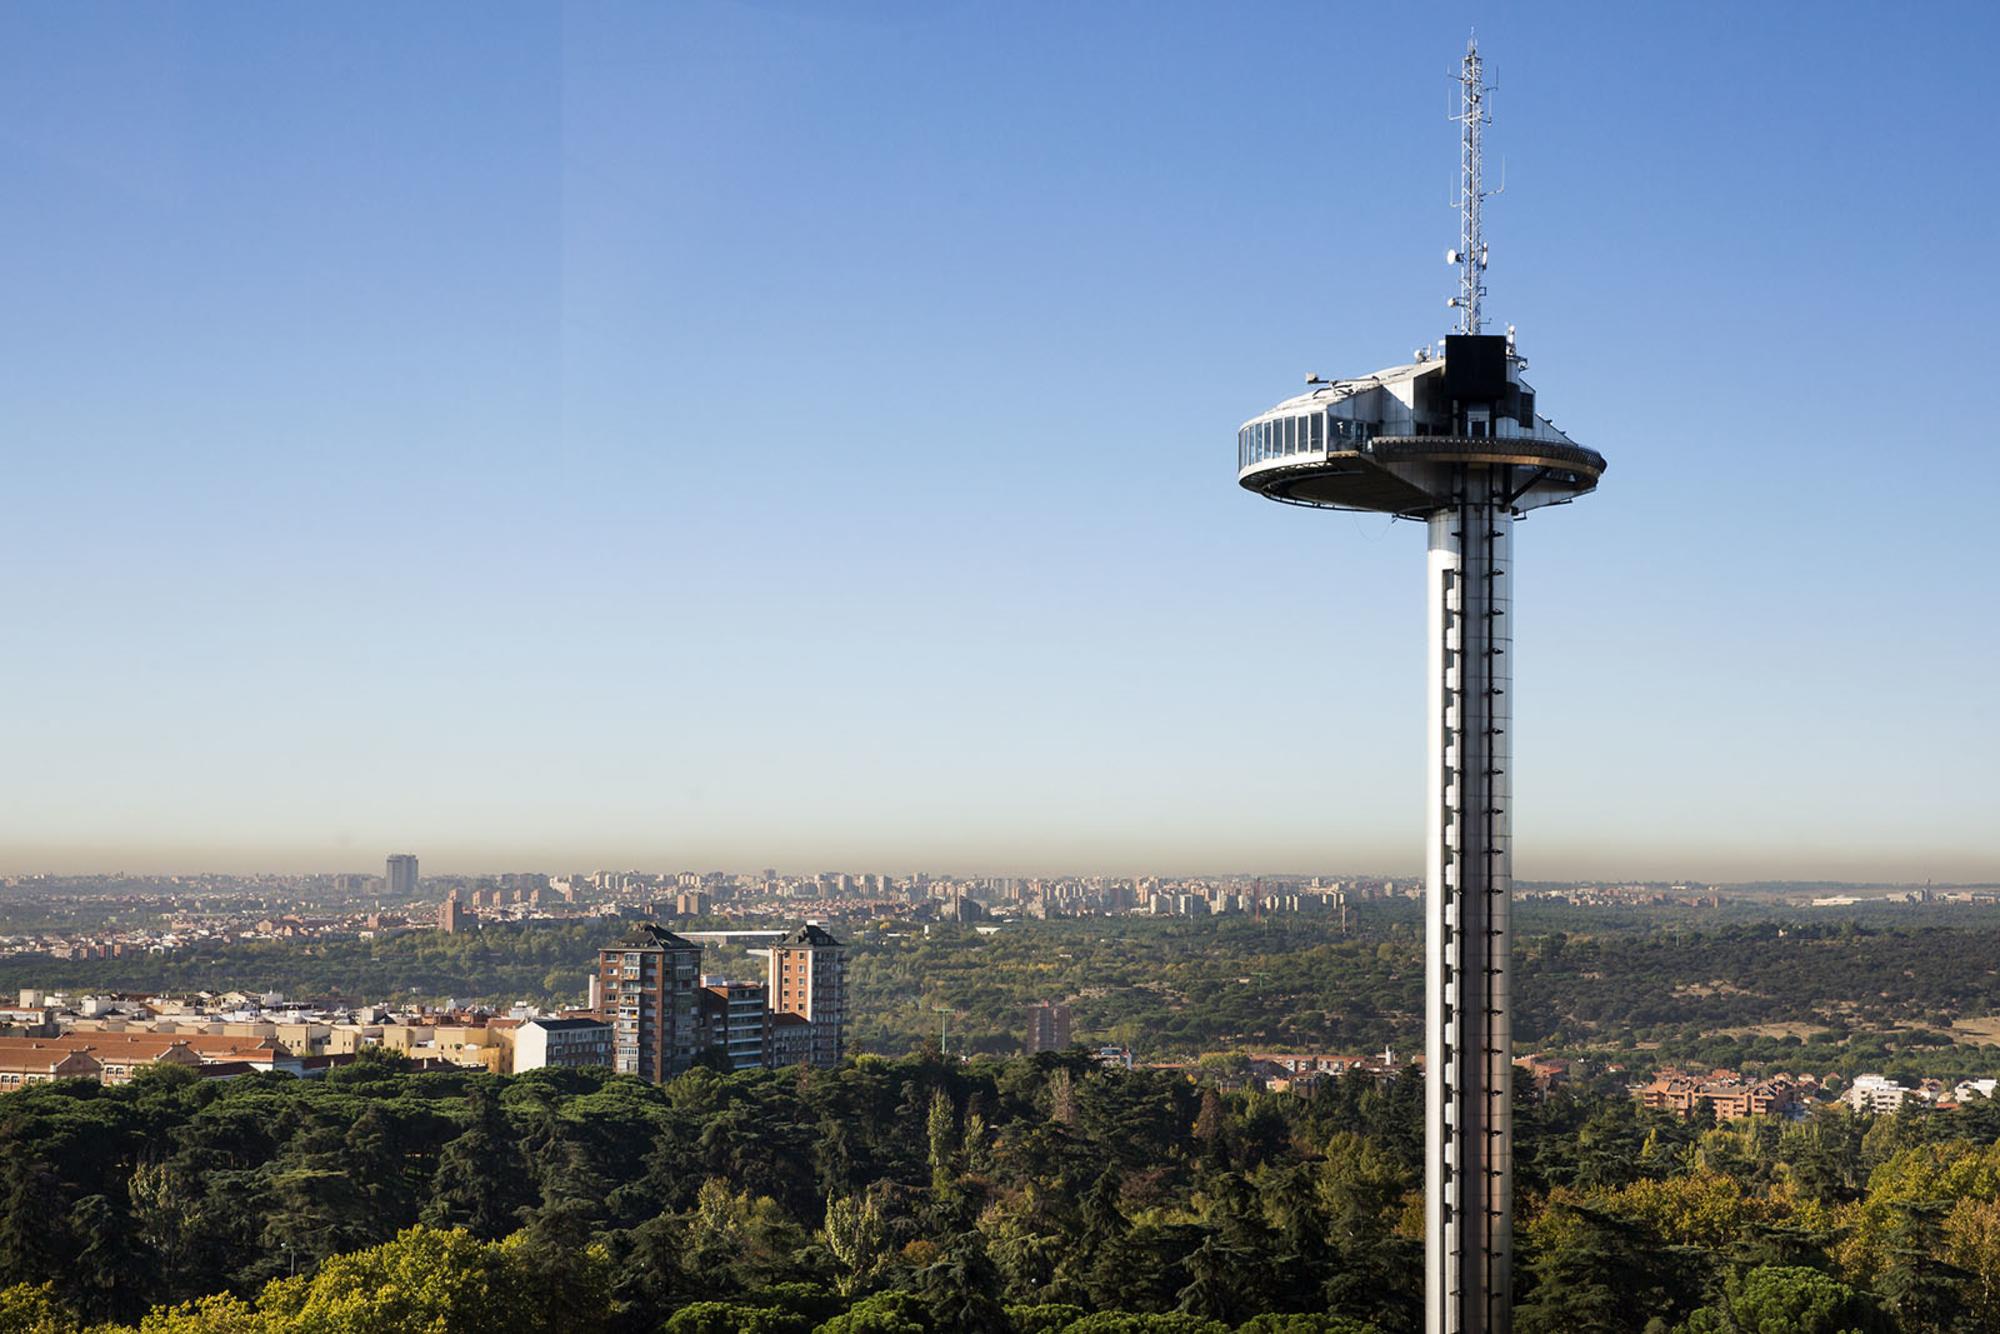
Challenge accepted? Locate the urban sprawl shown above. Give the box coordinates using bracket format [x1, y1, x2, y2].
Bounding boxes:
[2, 856, 1995, 1126]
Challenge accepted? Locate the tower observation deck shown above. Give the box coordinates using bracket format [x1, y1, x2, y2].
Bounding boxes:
[1234, 40, 1604, 1334]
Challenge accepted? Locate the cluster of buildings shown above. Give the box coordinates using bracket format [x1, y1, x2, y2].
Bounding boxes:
[0, 1030, 325, 1090]
[0, 920, 851, 1093]
[1634, 1067, 2000, 1120]
[1009, 877, 1376, 920]
[0, 990, 533, 1089]
[1808, 888, 2000, 908]
[11, 863, 1998, 971]
[1, 859, 1416, 966]
[1243, 1049, 1407, 1093]
[426, 859, 1421, 928]
[1841, 1072, 1998, 1113]
[592, 922, 847, 1078]
[1638, 1070, 1806, 1120]
[1517, 884, 1724, 908]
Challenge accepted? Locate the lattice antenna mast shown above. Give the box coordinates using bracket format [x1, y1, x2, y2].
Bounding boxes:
[1447, 37, 1497, 335]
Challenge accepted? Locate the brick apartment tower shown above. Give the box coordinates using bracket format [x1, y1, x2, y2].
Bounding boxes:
[768, 923, 847, 1068]
[1026, 1003, 1072, 1055]
[599, 923, 703, 1082]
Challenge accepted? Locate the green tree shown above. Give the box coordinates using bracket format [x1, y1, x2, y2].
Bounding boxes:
[256, 1225, 531, 1332]
[916, 1234, 1007, 1333]
[979, 1191, 1072, 1304]
[823, 1188, 891, 1296]
[682, 1179, 813, 1295]
[1675, 1264, 1882, 1334]
[927, 1090, 958, 1189]
[1517, 1200, 1702, 1334]
[419, 1087, 530, 1240]
[1235, 1317, 1382, 1334]
[1053, 1314, 1228, 1333]
[130, 1292, 269, 1333]
[664, 1301, 809, 1334]
[0, 1159, 66, 1296]
[1941, 1196, 2000, 1330]
[0, 1282, 82, 1334]
[1871, 1200, 1973, 1334]
[1004, 1304, 1086, 1334]
[814, 1290, 932, 1334]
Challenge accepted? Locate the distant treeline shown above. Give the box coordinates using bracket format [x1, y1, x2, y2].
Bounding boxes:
[0, 920, 609, 1006]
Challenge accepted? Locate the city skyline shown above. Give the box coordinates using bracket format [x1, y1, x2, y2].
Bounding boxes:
[4, 856, 1989, 895]
[5, 4, 1997, 884]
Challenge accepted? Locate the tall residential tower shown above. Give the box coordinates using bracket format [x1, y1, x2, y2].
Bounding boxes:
[1233, 40, 1605, 1334]
[768, 923, 847, 1068]
[599, 923, 704, 1081]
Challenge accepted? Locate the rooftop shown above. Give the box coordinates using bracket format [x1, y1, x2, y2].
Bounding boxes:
[609, 923, 700, 951]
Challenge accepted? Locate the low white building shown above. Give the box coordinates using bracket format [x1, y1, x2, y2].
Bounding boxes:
[511, 1017, 613, 1074]
[1845, 1073, 1929, 1113]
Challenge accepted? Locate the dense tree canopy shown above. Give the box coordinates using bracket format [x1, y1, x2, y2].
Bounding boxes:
[0, 1052, 1995, 1331]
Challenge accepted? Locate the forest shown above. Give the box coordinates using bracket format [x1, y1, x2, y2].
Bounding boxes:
[6, 909, 2000, 1079]
[3, 1051, 2000, 1332]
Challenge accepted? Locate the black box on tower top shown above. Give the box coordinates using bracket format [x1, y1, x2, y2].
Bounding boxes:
[1443, 334, 1508, 404]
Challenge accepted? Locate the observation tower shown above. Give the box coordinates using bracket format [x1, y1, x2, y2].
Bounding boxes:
[1233, 40, 1605, 1334]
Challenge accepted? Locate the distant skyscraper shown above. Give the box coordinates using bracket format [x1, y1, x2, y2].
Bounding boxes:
[438, 891, 467, 935]
[1026, 1003, 1072, 1055]
[386, 854, 418, 897]
[599, 923, 704, 1082]
[768, 924, 847, 1068]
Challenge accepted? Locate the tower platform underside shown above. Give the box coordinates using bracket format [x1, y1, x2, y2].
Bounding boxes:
[1238, 436, 1604, 516]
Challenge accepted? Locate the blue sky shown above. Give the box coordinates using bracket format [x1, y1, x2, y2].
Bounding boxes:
[2, 3, 1995, 881]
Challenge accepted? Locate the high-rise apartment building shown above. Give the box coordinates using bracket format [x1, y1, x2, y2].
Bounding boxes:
[386, 854, 419, 897]
[438, 891, 468, 935]
[1026, 1003, 1072, 1055]
[697, 979, 770, 1072]
[768, 923, 847, 1068]
[598, 924, 703, 1082]
[764, 1012, 810, 1066]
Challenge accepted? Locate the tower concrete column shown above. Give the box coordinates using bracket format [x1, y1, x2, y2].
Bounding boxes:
[1426, 466, 1513, 1334]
